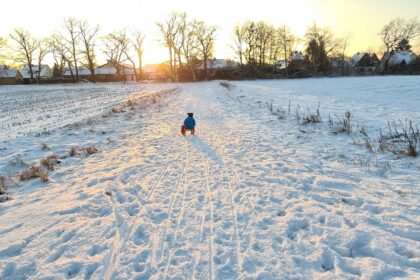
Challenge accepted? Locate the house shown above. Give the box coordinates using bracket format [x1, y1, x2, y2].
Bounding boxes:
[196, 58, 237, 70]
[348, 53, 379, 74]
[382, 51, 417, 67]
[329, 57, 347, 75]
[63, 67, 92, 79]
[96, 61, 137, 81]
[20, 64, 53, 80]
[290, 51, 305, 62]
[142, 64, 170, 81]
[276, 51, 305, 71]
[0, 65, 22, 84]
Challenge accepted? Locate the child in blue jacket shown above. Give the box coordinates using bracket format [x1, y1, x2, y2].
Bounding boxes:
[181, 113, 196, 135]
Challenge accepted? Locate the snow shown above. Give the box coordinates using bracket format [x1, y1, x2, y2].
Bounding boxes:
[0, 76, 419, 279]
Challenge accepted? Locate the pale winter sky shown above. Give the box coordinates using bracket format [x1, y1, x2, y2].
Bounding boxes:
[1, 0, 419, 65]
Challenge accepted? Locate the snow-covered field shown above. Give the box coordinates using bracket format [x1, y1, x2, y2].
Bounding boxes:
[0, 83, 175, 142]
[0, 77, 419, 279]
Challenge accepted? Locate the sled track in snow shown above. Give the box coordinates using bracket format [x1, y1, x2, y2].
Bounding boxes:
[220, 144, 242, 271]
[201, 152, 215, 280]
[162, 139, 190, 279]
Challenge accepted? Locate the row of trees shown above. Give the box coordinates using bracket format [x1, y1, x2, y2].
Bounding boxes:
[230, 20, 353, 77]
[0, 18, 145, 83]
[232, 21, 296, 74]
[230, 17, 419, 76]
[0, 15, 419, 83]
[156, 12, 217, 81]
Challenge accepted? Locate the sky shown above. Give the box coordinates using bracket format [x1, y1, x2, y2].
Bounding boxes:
[1, 0, 419, 65]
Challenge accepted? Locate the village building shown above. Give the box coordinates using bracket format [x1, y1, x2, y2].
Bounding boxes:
[0, 65, 22, 84]
[142, 64, 170, 81]
[384, 50, 417, 65]
[195, 58, 238, 79]
[276, 51, 305, 70]
[348, 52, 380, 74]
[20, 64, 53, 81]
[329, 57, 348, 75]
[96, 61, 137, 82]
[196, 58, 237, 70]
[63, 67, 92, 79]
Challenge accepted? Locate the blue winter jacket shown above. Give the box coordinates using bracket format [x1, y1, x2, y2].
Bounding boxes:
[184, 116, 196, 129]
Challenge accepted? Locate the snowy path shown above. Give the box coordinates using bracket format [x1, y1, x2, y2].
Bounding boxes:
[0, 79, 419, 279]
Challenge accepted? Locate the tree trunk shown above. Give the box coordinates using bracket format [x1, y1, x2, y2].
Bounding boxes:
[37, 62, 41, 84]
[169, 47, 174, 82]
[67, 60, 74, 80]
[72, 42, 79, 82]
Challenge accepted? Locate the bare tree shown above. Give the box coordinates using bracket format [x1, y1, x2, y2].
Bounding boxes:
[182, 21, 199, 81]
[36, 39, 49, 83]
[277, 25, 296, 77]
[156, 12, 185, 81]
[10, 29, 38, 79]
[103, 30, 130, 81]
[231, 24, 246, 68]
[63, 17, 80, 81]
[194, 20, 217, 80]
[78, 20, 99, 82]
[379, 17, 420, 72]
[133, 30, 145, 80]
[49, 33, 72, 78]
[0, 36, 8, 63]
[243, 21, 257, 65]
[336, 34, 351, 76]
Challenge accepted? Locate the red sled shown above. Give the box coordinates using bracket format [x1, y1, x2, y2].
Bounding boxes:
[181, 125, 195, 136]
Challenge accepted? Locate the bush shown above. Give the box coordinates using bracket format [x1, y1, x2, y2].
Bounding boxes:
[19, 165, 48, 182]
[302, 103, 321, 125]
[331, 110, 353, 133]
[0, 176, 7, 195]
[379, 120, 419, 157]
[69, 147, 79, 156]
[84, 147, 98, 155]
[220, 81, 235, 90]
[40, 155, 60, 171]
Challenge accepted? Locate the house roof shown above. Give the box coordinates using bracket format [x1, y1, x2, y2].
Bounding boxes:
[197, 59, 230, 70]
[0, 69, 20, 78]
[386, 51, 417, 65]
[96, 62, 136, 75]
[349, 53, 366, 67]
[275, 60, 287, 69]
[290, 52, 304, 61]
[63, 67, 92, 76]
[0, 65, 20, 78]
[20, 64, 51, 79]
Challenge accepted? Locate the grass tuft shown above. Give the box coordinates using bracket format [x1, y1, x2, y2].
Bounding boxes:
[19, 165, 48, 182]
[84, 147, 98, 155]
